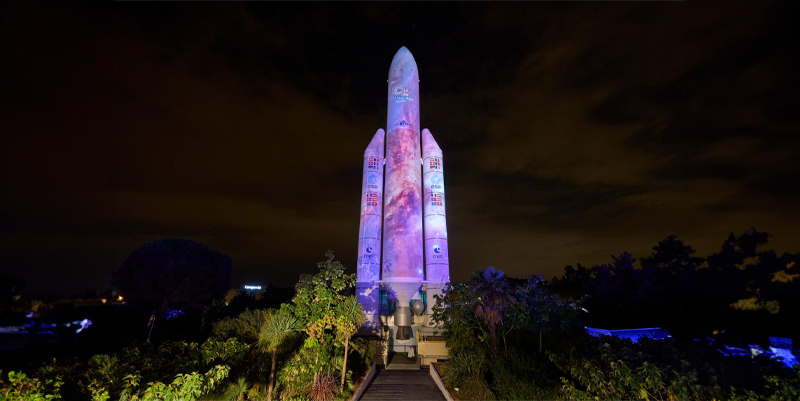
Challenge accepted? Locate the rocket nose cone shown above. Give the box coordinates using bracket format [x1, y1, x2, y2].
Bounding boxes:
[390, 46, 417, 72]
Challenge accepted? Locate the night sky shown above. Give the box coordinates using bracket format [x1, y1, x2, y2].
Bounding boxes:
[1, 2, 798, 295]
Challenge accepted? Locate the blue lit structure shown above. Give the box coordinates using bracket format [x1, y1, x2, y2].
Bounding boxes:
[585, 326, 672, 342]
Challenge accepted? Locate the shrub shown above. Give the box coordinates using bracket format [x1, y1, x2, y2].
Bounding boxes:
[459, 379, 495, 401]
[491, 351, 558, 400]
[442, 351, 485, 390]
[0, 371, 63, 401]
[549, 336, 717, 400]
[442, 351, 495, 400]
[211, 309, 275, 345]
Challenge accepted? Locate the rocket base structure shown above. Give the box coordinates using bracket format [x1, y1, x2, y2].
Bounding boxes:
[355, 47, 450, 365]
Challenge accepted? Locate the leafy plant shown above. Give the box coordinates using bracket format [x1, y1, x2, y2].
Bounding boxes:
[491, 351, 558, 400]
[119, 365, 229, 401]
[0, 371, 63, 401]
[549, 336, 716, 400]
[211, 309, 275, 345]
[221, 376, 250, 401]
[442, 351, 486, 391]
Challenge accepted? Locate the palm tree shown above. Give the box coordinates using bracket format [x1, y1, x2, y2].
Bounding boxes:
[336, 296, 364, 392]
[222, 376, 250, 401]
[258, 312, 301, 401]
[470, 266, 516, 358]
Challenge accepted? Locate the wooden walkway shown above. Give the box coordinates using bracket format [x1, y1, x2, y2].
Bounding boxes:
[358, 368, 446, 401]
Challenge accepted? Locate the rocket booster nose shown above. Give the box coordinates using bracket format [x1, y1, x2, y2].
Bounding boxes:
[364, 129, 385, 157]
[422, 129, 442, 158]
[389, 46, 418, 80]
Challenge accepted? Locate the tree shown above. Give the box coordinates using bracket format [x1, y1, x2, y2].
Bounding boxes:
[112, 239, 232, 315]
[336, 296, 364, 392]
[640, 235, 701, 275]
[511, 275, 581, 353]
[277, 251, 359, 399]
[550, 263, 591, 300]
[431, 281, 488, 357]
[258, 312, 300, 401]
[287, 251, 356, 328]
[470, 266, 516, 359]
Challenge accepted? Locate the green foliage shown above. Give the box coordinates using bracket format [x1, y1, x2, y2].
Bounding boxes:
[258, 313, 301, 355]
[119, 365, 229, 401]
[431, 282, 489, 357]
[25, 338, 247, 401]
[212, 308, 275, 344]
[221, 376, 250, 401]
[0, 371, 63, 401]
[258, 312, 301, 401]
[273, 251, 361, 400]
[442, 351, 486, 390]
[441, 350, 495, 400]
[285, 251, 356, 329]
[349, 337, 377, 372]
[549, 336, 718, 400]
[491, 351, 559, 400]
[459, 379, 496, 401]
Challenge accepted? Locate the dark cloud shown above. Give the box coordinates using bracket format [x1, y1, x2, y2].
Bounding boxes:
[1, 1, 798, 293]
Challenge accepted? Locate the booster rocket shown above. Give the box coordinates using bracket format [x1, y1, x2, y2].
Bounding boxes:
[356, 47, 450, 339]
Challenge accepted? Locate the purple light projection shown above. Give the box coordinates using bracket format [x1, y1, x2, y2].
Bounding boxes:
[356, 47, 451, 334]
[422, 128, 450, 283]
[382, 47, 424, 283]
[357, 129, 385, 283]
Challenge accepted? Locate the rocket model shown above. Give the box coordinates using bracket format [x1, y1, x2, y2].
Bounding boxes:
[356, 47, 450, 342]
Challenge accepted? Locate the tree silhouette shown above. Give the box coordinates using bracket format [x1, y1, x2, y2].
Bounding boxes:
[112, 238, 232, 315]
[470, 266, 516, 359]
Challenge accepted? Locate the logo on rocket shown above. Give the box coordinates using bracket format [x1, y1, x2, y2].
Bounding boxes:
[433, 244, 441, 254]
[392, 84, 414, 102]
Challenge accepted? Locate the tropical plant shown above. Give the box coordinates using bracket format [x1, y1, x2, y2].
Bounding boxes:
[258, 312, 301, 401]
[335, 296, 363, 392]
[276, 251, 359, 398]
[470, 266, 516, 358]
[307, 372, 336, 401]
[221, 376, 250, 401]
